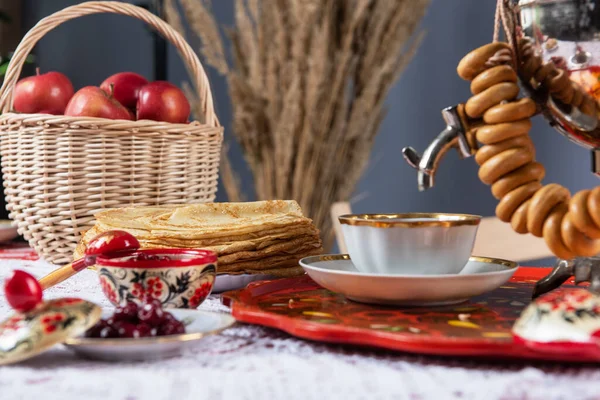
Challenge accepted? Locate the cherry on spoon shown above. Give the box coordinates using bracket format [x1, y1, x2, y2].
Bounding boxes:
[4, 270, 42, 312]
[37, 230, 140, 290]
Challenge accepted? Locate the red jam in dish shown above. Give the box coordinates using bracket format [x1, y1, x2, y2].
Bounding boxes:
[85, 297, 185, 339]
[133, 253, 172, 262]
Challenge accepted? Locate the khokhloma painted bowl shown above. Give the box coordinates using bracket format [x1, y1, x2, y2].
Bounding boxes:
[96, 249, 217, 309]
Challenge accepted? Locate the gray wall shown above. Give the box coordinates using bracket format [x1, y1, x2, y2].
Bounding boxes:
[21, 0, 595, 265]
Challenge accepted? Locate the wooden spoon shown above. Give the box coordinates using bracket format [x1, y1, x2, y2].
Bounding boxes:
[38, 230, 140, 290]
[3, 231, 139, 313]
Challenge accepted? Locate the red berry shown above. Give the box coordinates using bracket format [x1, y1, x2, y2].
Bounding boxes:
[4, 270, 43, 312]
[85, 319, 109, 338]
[138, 299, 165, 326]
[162, 312, 175, 323]
[135, 323, 152, 338]
[99, 325, 119, 338]
[113, 301, 139, 322]
[158, 320, 185, 336]
[114, 321, 138, 338]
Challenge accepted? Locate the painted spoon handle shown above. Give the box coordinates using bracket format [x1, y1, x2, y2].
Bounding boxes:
[38, 258, 87, 290]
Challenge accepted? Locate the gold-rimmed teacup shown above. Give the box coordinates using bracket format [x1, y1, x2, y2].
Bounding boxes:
[338, 213, 481, 275]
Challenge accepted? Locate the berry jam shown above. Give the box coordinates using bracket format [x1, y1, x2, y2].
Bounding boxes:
[133, 253, 172, 262]
[85, 299, 185, 339]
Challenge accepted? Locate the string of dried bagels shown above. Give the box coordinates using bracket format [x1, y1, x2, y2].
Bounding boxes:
[456, 41, 600, 260]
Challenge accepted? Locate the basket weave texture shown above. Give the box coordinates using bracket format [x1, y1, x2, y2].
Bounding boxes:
[0, 2, 224, 264]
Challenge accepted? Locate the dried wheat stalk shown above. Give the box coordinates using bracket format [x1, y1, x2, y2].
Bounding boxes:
[167, 0, 430, 250]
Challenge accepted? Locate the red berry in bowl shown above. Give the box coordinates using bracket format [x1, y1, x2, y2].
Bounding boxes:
[113, 301, 139, 322]
[99, 325, 119, 339]
[135, 323, 153, 338]
[159, 320, 186, 336]
[114, 321, 138, 338]
[162, 312, 175, 323]
[85, 319, 109, 338]
[138, 299, 165, 326]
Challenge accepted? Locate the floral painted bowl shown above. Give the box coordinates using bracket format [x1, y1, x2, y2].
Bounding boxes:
[96, 249, 217, 309]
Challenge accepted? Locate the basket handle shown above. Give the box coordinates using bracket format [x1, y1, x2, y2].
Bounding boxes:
[0, 1, 220, 127]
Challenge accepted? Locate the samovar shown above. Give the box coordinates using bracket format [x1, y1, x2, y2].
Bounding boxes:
[403, 0, 600, 297]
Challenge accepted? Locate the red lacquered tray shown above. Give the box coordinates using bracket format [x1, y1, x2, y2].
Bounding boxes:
[221, 267, 600, 363]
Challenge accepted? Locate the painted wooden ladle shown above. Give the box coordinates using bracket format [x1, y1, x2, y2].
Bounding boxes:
[3, 230, 139, 312]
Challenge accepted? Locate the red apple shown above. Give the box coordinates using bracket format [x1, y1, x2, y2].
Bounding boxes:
[13, 69, 74, 115]
[100, 72, 148, 110]
[137, 81, 190, 123]
[65, 86, 133, 120]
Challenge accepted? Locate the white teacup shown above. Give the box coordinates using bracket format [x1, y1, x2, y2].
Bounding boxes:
[338, 213, 481, 275]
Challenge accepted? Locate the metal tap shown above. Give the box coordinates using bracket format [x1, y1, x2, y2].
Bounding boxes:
[402, 105, 476, 191]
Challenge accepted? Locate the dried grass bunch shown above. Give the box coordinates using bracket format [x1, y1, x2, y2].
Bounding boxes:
[166, 0, 430, 249]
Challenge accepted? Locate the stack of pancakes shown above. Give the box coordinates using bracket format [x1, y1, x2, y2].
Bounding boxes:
[75, 200, 322, 277]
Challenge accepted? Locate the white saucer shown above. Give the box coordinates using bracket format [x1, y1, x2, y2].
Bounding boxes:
[64, 309, 235, 361]
[299, 254, 518, 306]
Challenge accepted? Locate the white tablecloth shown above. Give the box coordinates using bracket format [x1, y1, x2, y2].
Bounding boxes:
[1, 257, 600, 400]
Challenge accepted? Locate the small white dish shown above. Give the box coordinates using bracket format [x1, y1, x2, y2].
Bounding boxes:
[63, 309, 235, 361]
[0, 220, 19, 243]
[338, 213, 481, 275]
[299, 254, 518, 306]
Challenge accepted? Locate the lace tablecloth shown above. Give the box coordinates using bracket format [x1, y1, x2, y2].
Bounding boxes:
[1, 246, 599, 400]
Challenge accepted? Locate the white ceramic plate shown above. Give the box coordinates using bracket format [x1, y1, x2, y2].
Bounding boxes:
[63, 309, 235, 361]
[299, 254, 518, 306]
[213, 274, 276, 293]
[0, 220, 18, 243]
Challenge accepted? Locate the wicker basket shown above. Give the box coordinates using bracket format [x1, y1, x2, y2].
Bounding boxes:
[0, 2, 224, 265]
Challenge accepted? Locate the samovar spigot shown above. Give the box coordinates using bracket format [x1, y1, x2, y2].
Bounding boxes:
[402, 105, 477, 191]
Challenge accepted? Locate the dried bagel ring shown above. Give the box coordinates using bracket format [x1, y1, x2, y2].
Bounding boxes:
[475, 119, 531, 144]
[543, 203, 575, 260]
[554, 85, 575, 105]
[534, 63, 556, 85]
[496, 181, 541, 222]
[470, 65, 517, 94]
[478, 147, 534, 185]
[561, 213, 600, 257]
[483, 98, 537, 124]
[465, 82, 520, 118]
[588, 186, 600, 229]
[522, 54, 542, 81]
[511, 199, 531, 234]
[569, 190, 600, 239]
[457, 42, 512, 81]
[475, 135, 534, 166]
[527, 184, 571, 237]
[548, 69, 571, 94]
[491, 162, 545, 199]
